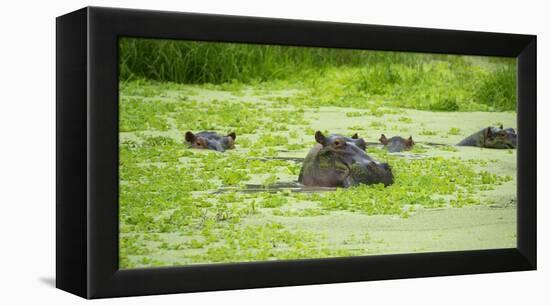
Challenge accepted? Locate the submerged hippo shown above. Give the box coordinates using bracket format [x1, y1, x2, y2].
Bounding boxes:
[185, 131, 236, 152]
[379, 134, 415, 152]
[298, 131, 394, 187]
[339, 133, 367, 151]
[457, 126, 517, 149]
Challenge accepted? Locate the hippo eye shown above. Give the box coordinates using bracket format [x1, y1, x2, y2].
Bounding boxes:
[334, 140, 341, 146]
[196, 142, 201, 146]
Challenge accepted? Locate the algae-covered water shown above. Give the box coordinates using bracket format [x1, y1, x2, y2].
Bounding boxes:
[118, 81, 516, 269]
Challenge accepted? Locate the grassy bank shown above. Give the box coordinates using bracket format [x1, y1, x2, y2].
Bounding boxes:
[119, 38, 517, 111]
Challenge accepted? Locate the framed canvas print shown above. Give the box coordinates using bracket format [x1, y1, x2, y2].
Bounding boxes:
[56, 6, 537, 299]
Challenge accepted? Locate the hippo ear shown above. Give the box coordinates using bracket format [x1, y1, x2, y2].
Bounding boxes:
[315, 131, 326, 145]
[379, 134, 388, 145]
[351, 133, 359, 139]
[226, 132, 236, 141]
[406, 136, 414, 146]
[185, 131, 196, 143]
[499, 124, 504, 130]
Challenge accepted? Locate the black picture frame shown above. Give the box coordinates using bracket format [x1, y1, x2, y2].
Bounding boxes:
[56, 6, 537, 299]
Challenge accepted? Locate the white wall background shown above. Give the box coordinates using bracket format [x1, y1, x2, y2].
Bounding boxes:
[0, 0, 546, 304]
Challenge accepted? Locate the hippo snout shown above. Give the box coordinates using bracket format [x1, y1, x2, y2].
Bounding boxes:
[366, 162, 394, 186]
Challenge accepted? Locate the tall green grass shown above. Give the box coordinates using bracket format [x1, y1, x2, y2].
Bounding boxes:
[473, 66, 517, 111]
[120, 38, 465, 84]
[119, 38, 517, 111]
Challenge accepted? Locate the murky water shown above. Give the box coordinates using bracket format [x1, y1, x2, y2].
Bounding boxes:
[120, 85, 517, 268]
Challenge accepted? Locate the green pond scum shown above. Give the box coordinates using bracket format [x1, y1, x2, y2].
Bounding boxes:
[118, 38, 517, 269]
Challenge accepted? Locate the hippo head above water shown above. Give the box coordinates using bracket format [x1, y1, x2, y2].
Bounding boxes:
[379, 134, 415, 152]
[457, 125, 517, 149]
[298, 131, 394, 188]
[185, 131, 236, 152]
